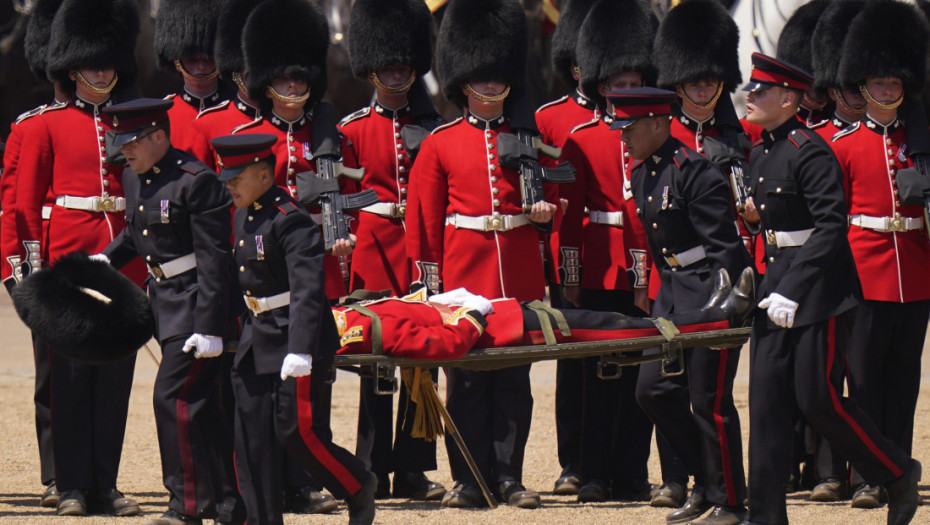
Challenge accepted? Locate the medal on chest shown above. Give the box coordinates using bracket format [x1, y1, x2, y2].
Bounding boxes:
[160, 200, 170, 223]
[256, 235, 265, 261]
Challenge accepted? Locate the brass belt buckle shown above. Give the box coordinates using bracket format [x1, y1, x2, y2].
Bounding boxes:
[245, 296, 261, 313]
[665, 254, 680, 268]
[395, 204, 406, 218]
[890, 218, 904, 232]
[766, 230, 777, 246]
[99, 196, 116, 212]
[150, 265, 165, 278]
[486, 215, 504, 231]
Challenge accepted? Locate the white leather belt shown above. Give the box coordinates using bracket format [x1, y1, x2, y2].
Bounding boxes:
[41, 206, 52, 220]
[445, 213, 530, 232]
[363, 202, 406, 219]
[588, 210, 623, 227]
[850, 214, 923, 233]
[56, 195, 125, 213]
[310, 213, 322, 225]
[244, 291, 290, 314]
[664, 245, 706, 268]
[765, 228, 814, 248]
[147, 252, 196, 279]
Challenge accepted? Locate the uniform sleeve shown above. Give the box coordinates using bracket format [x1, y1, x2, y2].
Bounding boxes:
[278, 210, 331, 359]
[772, 144, 850, 302]
[185, 122, 218, 171]
[13, 118, 53, 270]
[188, 170, 235, 336]
[557, 136, 587, 285]
[405, 134, 447, 293]
[381, 307, 486, 360]
[103, 227, 139, 268]
[1, 124, 24, 285]
[622, 178, 650, 289]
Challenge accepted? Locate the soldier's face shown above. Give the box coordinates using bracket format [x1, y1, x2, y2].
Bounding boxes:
[680, 79, 721, 106]
[600, 71, 644, 96]
[70, 67, 116, 101]
[180, 55, 216, 78]
[225, 164, 272, 208]
[620, 117, 663, 160]
[745, 87, 792, 130]
[374, 65, 413, 89]
[865, 76, 904, 105]
[120, 130, 166, 174]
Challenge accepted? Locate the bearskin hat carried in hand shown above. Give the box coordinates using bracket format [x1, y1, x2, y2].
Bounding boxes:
[24, 0, 63, 81]
[243, 0, 330, 109]
[577, 0, 657, 109]
[214, 0, 261, 80]
[810, 0, 864, 91]
[45, 0, 138, 91]
[776, 0, 828, 75]
[154, 0, 224, 69]
[11, 252, 155, 365]
[654, 0, 741, 92]
[348, 0, 434, 79]
[436, 0, 527, 108]
[839, 0, 930, 96]
[551, 0, 598, 86]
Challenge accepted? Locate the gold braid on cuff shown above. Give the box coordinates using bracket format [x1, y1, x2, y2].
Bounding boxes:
[463, 83, 511, 103]
[76, 72, 118, 95]
[859, 84, 903, 110]
[265, 85, 310, 104]
[370, 71, 416, 94]
[174, 60, 219, 82]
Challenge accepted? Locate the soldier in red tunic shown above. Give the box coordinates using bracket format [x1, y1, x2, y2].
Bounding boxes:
[339, 0, 447, 502]
[406, 0, 558, 509]
[13, 0, 146, 516]
[831, 1, 930, 510]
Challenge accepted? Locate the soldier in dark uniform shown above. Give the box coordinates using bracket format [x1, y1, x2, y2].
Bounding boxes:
[340, 0, 446, 501]
[212, 133, 376, 525]
[98, 99, 242, 525]
[739, 52, 920, 525]
[610, 88, 751, 525]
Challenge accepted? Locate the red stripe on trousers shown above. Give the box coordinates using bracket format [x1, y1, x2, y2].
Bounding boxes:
[825, 317, 903, 477]
[178, 358, 203, 517]
[295, 374, 363, 494]
[713, 348, 737, 506]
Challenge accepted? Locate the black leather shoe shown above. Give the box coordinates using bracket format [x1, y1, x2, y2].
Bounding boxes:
[91, 488, 140, 516]
[886, 460, 921, 525]
[850, 483, 883, 509]
[577, 479, 610, 503]
[374, 472, 391, 499]
[392, 471, 446, 500]
[651, 482, 687, 508]
[703, 269, 733, 310]
[40, 483, 59, 508]
[667, 489, 711, 524]
[283, 486, 338, 514]
[810, 478, 846, 502]
[553, 473, 582, 495]
[440, 483, 485, 508]
[718, 267, 756, 327]
[145, 509, 203, 525]
[613, 480, 654, 502]
[498, 480, 540, 509]
[57, 490, 88, 517]
[346, 472, 377, 525]
[687, 505, 745, 525]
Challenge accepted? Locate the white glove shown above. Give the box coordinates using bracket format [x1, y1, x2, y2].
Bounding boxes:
[280, 353, 313, 381]
[182, 333, 224, 358]
[462, 295, 494, 316]
[88, 253, 111, 264]
[428, 287, 473, 306]
[758, 293, 799, 328]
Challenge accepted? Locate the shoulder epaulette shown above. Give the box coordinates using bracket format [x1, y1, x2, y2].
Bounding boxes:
[163, 93, 177, 101]
[275, 200, 299, 215]
[787, 128, 811, 149]
[431, 117, 462, 135]
[535, 95, 570, 113]
[630, 159, 645, 171]
[14, 104, 47, 124]
[831, 121, 860, 142]
[39, 101, 67, 115]
[809, 119, 828, 130]
[673, 146, 694, 168]
[180, 160, 208, 175]
[569, 118, 599, 134]
[195, 100, 230, 119]
[339, 106, 371, 127]
[232, 118, 263, 134]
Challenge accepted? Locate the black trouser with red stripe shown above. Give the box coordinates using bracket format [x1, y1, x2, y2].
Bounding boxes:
[155, 336, 236, 519]
[550, 286, 584, 478]
[232, 352, 369, 525]
[747, 310, 912, 525]
[33, 334, 55, 486]
[844, 299, 930, 488]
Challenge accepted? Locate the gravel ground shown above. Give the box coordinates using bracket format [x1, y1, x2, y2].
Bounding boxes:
[0, 293, 927, 524]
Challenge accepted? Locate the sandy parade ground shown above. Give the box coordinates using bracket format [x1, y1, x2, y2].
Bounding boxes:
[0, 291, 928, 524]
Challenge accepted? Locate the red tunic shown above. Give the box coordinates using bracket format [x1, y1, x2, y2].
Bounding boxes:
[339, 103, 417, 296]
[830, 118, 930, 303]
[810, 116, 853, 143]
[165, 91, 224, 158]
[187, 96, 262, 170]
[233, 112, 347, 300]
[406, 115, 560, 302]
[2, 106, 45, 284]
[558, 117, 648, 291]
[14, 99, 146, 284]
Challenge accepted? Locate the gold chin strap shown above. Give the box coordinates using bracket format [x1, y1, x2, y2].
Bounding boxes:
[463, 82, 511, 103]
[678, 83, 723, 111]
[174, 59, 219, 82]
[802, 92, 828, 111]
[859, 84, 903, 110]
[370, 70, 416, 94]
[265, 85, 310, 104]
[76, 71, 118, 95]
[832, 87, 866, 117]
[232, 71, 248, 94]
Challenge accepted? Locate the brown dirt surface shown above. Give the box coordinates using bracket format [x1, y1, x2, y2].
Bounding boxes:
[0, 292, 927, 524]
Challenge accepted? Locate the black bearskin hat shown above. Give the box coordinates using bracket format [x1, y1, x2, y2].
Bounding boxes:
[243, 0, 330, 109]
[839, 0, 930, 96]
[551, 0, 598, 86]
[12, 252, 155, 365]
[24, 0, 63, 81]
[776, 0, 828, 75]
[348, 0, 434, 79]
[654, 0, 741, 92]
[436, 0, 527, 108]
[577, 0, 657, 108]
[214, 0, 261, 80]
[45, 0, 139, 91]
[154, 0, 224, 69]
[810, 0, 864, 91]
